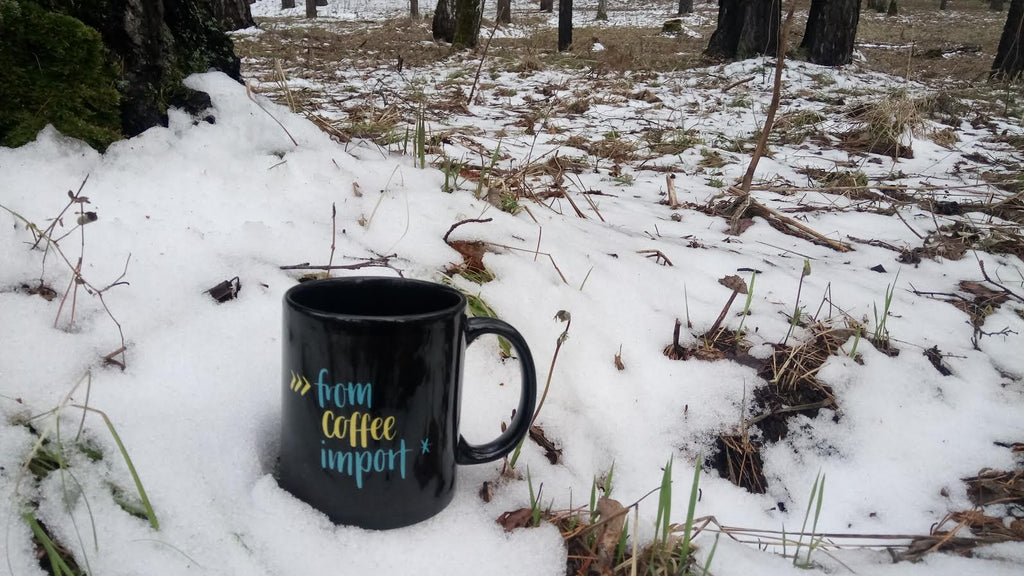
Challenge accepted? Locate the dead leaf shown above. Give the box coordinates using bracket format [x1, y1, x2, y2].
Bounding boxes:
[614, 345, 625, 371]
[594, 497, 627, 574]
[206, 277, 241, 302]
[496, 508, 533, 532]
[529, 425, 562, 465]
[960, 281, 1009, 305]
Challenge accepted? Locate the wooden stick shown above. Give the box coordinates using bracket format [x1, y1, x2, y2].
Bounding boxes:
[739, 3, 795, 194]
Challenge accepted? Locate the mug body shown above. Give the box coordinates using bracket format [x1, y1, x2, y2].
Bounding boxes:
[280, 277, 467, 529]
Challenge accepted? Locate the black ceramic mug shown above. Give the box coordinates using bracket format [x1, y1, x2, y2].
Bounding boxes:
[279, 276, 537, 529]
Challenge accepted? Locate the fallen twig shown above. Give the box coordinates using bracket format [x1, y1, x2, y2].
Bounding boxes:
[443, 218, 493, 245]
[279, 254, 399, 273]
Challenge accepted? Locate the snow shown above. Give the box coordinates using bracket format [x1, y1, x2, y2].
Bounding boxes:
[2, 2, 1024, 576]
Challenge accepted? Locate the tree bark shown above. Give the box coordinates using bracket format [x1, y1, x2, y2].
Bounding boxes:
[800, 0, 860, 66]
[452, 0, 483, 49]
[678, 0, 694, 14]
[706, 0, 780, 60]
[558, 0, 572, 51]
[886, 0, 898, 15]
[433, 0, 456, 41]
[497, 0, 511, 23]
[940, 0, 948, 10]
[210, 0, 255, 30]
[305, 0, 316, 17]
[411, 0, 419, 17]
[541, 0, 554, 12]
[992, 0, 1024, 78]
[282, 0, 295, 8]
[596, 0, 608, 19]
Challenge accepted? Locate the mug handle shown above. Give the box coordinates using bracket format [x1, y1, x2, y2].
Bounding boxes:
[455, 317, 538, 464]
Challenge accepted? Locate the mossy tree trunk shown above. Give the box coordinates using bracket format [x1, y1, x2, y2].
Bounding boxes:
[706, 0, 780, 59]
[496, 0, 511, 23]
[558, 0, 572, 51]
[433, 0, 456, 41]
[36, 0, 241, 139]
[452, 0, 483, 49]
[992, 0, 1024, 78]
[800, 0, 860, 66]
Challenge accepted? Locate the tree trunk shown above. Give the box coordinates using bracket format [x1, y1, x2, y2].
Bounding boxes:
[558, 0, 572, 51]
[316, 0, 327, 4]
[305, 0, 316, 17]
[886, 0, 897, 15]
[210, 0, 255, 30]
[596, 0, 608, 20]
[452, 0, 483, 49]
[541, 0, 554, 12]
[678, 0, 694, 14]
[411, 0, 419, 17]
[433, 0, 456, 41]
[497, 0, 511, 23]
[282, 0, 295, 8]
[992, 0, 1024, 78]
[940, 0, 948, 10]
[801, 0, 860, 66]
[706, 0, 780, 60]
[991, 0, 1006, 10]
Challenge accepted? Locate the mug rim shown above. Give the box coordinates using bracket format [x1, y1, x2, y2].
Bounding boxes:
[284, 276, 467, 323]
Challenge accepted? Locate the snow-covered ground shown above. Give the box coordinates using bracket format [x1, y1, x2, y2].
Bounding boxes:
[2, 2, 1023, 576]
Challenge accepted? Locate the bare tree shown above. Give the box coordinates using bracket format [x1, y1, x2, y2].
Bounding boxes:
[801, 0, 860, 66]
[541, 0, 554, 12]
[497, 0, 512, 23]
[992, 0, 1024, 78]
[706, 0, 780, 59]
[596, 0, 608, 20]
[452, 0, 484, 49]
[282, 0, 296, 8]
[211, 0, 255, 29]
[559, 0, 573, 51]
[411, 0, 419, 17]
[433, 0, 456, 41]
[306, 0, 317, 18]
[679, 0, 694, 14]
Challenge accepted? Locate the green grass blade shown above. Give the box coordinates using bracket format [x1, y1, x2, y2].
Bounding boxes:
[23, 512, 78, 576]
[74, 405, 159, 530]
[699, 533, 720, 576]
[793, 472, 821, 565]
[655, 455, 673, 544]
[679, 453, 702, 562]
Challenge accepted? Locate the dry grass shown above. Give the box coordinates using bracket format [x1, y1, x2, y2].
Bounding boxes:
[854, 0, 1006, 83]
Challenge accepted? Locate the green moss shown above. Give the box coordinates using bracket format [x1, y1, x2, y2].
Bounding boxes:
[0, 0, 121, 150]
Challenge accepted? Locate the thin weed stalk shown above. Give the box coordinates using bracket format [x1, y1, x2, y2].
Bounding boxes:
[783, 259, 811, 346]
[508, 311, 571, 470]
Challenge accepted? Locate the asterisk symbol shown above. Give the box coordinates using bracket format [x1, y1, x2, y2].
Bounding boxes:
[420, 438, 430, 454]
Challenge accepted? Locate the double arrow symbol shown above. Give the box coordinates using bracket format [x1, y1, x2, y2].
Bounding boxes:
[289, 371, 312, 396]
